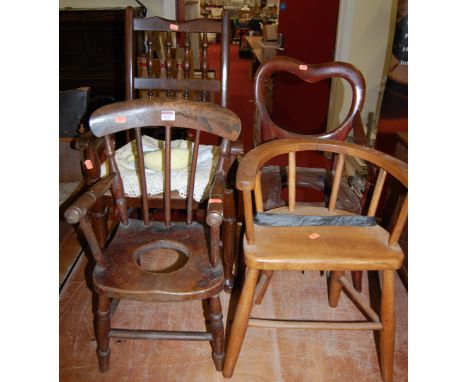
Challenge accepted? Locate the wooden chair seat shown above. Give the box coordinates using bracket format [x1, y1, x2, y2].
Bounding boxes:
[94, 219, 223, 302]
[245, 209, 404, 272]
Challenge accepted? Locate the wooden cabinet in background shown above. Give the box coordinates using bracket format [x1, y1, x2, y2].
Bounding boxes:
[59, 7, 143, 116]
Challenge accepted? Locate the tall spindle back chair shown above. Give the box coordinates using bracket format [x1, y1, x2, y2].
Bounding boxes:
[125, 6, 231, 107]
[65, 98, 241, 373]
[223, 137, 407, 382]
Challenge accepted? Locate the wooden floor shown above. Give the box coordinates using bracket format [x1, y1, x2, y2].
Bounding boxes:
[59, 222, 84, 290]
[60, 252, 407, 381]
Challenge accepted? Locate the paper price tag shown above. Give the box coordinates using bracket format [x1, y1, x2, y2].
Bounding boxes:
[115, 116, 127, 124]
[299, 64, 308, 71]
[170, 24, 179, 31]
[84, 159, 93, 170]
[161, 110, 175, 121]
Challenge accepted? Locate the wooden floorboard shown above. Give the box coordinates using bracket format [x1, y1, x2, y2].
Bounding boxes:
[59, 222, 84, 290]
[60, 256, 407, 381]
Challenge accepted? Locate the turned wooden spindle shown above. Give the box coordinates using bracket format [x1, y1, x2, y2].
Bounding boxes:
[254, 173, 263, 213]
[146, 33, 154, 98]
[201, 32, 209, 102]
[165, 32, 173, 97]
[208, 295, 225, 371]
[104, 136, 128, 225]
[96, 296, 111, 372]
[164, 126, 172, 227]
[183, 32, 191, 100]
[288, 152, 296, 212]
[367, 168, 388, 217]
[328, 153, 345, 212]
[186, 130, 201, 225]
[134, 128, 150, 226]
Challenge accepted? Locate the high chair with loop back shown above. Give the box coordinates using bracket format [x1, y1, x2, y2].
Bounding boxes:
[65, 98, 241, 372]
[223, 137, 407, 382]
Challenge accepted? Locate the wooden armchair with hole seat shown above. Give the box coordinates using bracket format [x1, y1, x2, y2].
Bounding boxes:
[223, 137, 407, 382]
[80, 7, 242, 292]
[64, 98, 241, 372]
[253, 55, 373, 291]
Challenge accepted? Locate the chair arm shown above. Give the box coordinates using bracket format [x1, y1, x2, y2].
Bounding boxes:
[206, 173, 226, 227]
[73, 132, 106, 186]
[64, 174, 115, 224]
[72, 131, 105, 152]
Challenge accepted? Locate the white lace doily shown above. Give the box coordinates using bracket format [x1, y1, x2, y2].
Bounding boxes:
[101, 135, 218, 202]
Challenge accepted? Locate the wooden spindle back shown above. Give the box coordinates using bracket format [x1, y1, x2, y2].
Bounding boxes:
[90, 98, 241, 227]
[124, 7, 232, 106]
[238, 138, 407, 246]
[328, 153, 345, 213]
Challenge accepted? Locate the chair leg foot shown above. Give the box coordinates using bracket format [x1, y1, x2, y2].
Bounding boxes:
[209, 295, 224, 371]
[223, 267, 259, 378]
[224, 278, 234, 293]
[213, 351, 224, 372]
[328, 271, 345, 307]
[380, 270, 395, 382]
[96, 295, 111, 373]
[97, 349, 111, 373]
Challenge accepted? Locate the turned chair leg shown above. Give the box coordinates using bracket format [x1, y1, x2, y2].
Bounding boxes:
[96, 295, 111, 373]
[328, 270, 345, 308]
[223, 267, 259, 378]
[380, 270, 395, 382]
[223, 188, 236, 292]
[254, 270, 273, 305]
[91, 198, 108, 249]
[209, 295, 225, 371]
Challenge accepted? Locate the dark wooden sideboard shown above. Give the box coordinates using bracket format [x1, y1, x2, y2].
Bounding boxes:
[59, 7, 143, 117]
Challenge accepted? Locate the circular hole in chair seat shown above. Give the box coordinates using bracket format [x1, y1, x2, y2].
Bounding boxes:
[133, 240, 189, 273]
